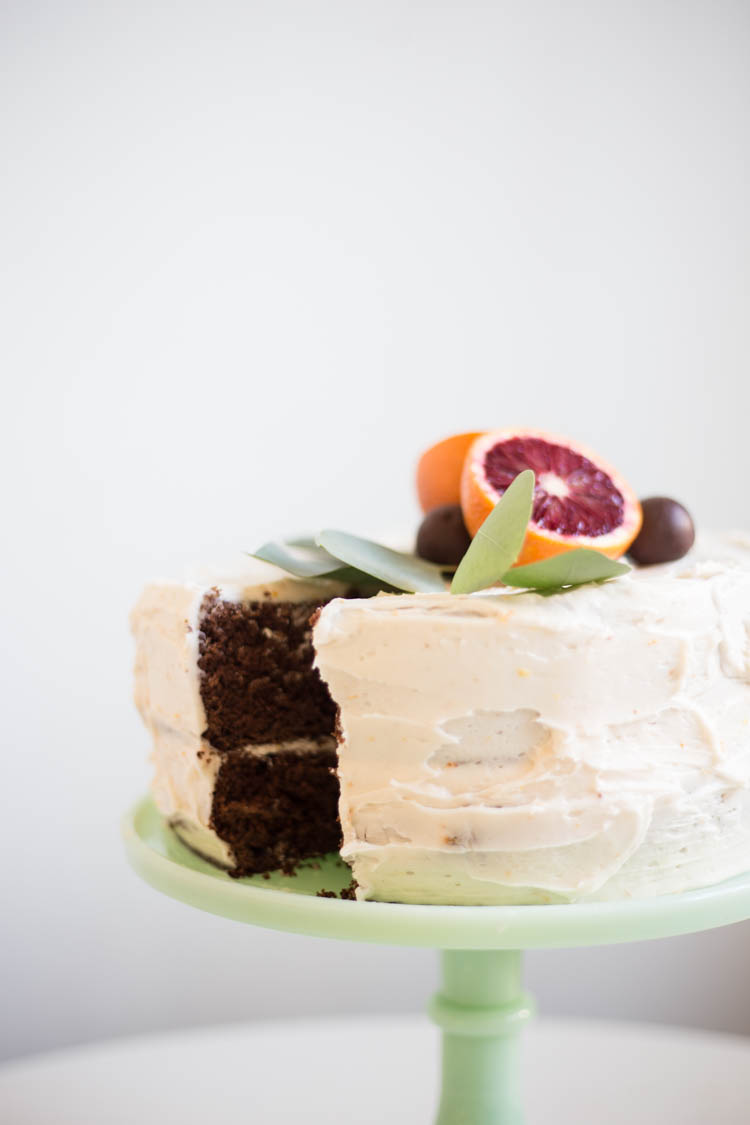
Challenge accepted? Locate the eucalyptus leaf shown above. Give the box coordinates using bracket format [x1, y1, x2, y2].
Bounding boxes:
[250, 539, 343, 578]
[450, 470, 534, 594]
[325, 566, 400, 592]
[502, 548, 630, 590]
[317, 530, 447, 594]
[286, 535, 321, 549]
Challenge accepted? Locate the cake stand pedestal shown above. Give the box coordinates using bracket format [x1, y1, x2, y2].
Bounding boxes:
[123, 797, 750, 1125]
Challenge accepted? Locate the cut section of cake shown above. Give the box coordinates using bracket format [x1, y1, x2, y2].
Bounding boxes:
[312, 535, 750, 904]
[131, 561, 352, 875]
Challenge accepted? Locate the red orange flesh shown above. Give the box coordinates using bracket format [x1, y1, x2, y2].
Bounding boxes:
[460, 428, 642, 566]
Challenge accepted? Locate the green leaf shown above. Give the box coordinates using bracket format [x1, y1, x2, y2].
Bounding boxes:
[502, 549, 631, 590]
[317, 530, 446, 594]
[273, 537, 391, 589]
[250, 540, 343, 578]
[324, 566, 400, 592]
[251, 538, 405, 592]
[286, 536, 322, 549]
[450, 470, 535, 594]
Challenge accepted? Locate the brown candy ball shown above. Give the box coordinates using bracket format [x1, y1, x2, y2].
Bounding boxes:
[416, 504, 472, 567]
[629, 497, 695, 566]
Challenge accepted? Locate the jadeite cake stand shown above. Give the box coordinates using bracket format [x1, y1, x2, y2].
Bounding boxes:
[123, 796, 750, 1125]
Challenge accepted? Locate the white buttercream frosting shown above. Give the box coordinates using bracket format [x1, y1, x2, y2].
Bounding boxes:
[313, 534, 750, 903]
[131, 558, 349, 865]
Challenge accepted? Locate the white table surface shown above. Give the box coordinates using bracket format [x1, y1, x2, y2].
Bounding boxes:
[2, 1015, 749, 1124]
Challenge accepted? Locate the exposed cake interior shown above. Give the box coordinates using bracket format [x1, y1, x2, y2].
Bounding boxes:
[196, 593, 342, 876]
[211, 748, 340, 875]
[198, 594, 339, 750]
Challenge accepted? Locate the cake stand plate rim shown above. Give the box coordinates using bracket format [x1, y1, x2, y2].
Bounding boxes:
[123, 795, 750, 950]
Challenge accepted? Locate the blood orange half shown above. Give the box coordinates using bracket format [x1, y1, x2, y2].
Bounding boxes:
[461, 428, 642, 565]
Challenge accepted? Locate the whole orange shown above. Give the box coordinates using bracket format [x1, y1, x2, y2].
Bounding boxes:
[416, 432, 484, 513]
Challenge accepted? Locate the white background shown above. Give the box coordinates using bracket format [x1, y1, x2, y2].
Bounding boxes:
[3, 0, 750, 1063]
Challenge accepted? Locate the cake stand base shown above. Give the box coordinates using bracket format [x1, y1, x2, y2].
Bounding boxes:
[431, 950, 533, 1124]
[123, 797, 750, 1125]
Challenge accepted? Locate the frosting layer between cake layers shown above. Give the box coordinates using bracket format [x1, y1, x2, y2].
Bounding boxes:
[131, 560, 349, 868]
[313, 535, 750, 904]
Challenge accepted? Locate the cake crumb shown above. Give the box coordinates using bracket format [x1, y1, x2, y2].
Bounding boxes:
[316, 880, 358, 900]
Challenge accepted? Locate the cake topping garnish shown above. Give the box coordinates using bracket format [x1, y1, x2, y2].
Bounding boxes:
[252, 470, 630, 597]
[458, 428, 642, 563]
[628, 497, 696, 565]
[416, 504, 472, 566]
[450, 470, 630, 594]
[450, 470, 534, 593]
[250, 428, 693, 596]
[316, 530, 446, 593]
[252, 535, 445, 594]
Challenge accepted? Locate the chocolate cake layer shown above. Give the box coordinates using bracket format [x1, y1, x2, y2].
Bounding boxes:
[198, 595, 337, 752]
[211, 747, 341, 876]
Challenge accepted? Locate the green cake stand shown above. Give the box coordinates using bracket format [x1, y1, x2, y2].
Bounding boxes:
[123, 796, 750, 1124]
